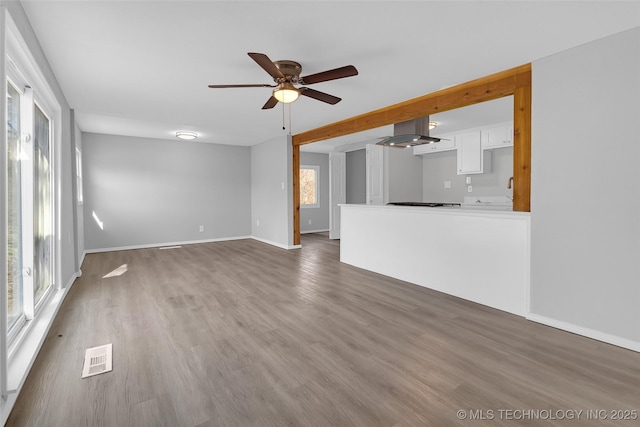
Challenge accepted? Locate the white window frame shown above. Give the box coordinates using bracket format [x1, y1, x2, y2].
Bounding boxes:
[5, 77, 27, 343]
[76, 146, 83, 205]
[300, 165, 320, 209]
[2, 7, 63, 403]
[5, 59, 57, 338]
[32, 99, 55, 312]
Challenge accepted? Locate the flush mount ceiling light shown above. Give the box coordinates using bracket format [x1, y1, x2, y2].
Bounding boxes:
[176, 131, 198, 140]
[273, 82, 300, 104]
[429, 121, 438, 130]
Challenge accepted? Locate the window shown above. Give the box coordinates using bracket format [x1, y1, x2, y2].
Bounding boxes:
[2, 9, 62, 404]
[33, 104, 53, 306]
[300, 165, 319, 208]
[75, 147, 83, 204]
[5, 67, 55, 340]
[7, 81, 24, 334]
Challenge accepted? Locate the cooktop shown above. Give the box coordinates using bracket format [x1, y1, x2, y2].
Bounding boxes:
[387, 202, 461, 207]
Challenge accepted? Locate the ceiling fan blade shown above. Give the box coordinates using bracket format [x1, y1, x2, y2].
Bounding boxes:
[299, 88, 341, 105]
[248, 52, 284, 80]
[208, 84, 276, 88]
[262, 96, 279, 110]
[301, 65, 358, 85]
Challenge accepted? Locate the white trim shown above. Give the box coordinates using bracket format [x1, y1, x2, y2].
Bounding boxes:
[526, 313, 640, 353]
[78, 251, 86, 271]
[300, 229, 330, 234]
[84, 236, 303, 254]
[0, 5, 8, 407]
[251, 236, 301, 250]
[83, 236, 252, 254]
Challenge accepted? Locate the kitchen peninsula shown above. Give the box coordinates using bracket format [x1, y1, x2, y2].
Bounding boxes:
[340, 204, 530, 316]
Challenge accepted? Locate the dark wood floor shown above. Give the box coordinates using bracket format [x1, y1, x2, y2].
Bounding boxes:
[7, 234, 640, 426]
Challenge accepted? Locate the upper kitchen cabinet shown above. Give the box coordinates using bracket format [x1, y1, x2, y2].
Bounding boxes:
[457, 131, 491, 175]
[481, 123, 514, 150]
[412, 137, 456, 155]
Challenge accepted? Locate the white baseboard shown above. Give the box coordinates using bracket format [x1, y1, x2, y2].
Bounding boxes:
[527, 313, 640, 353]
[300, 229, 330, 234]
[84, 235, 252, 254]
[251, 236, 301, 250]
[78, 251, 86, 270]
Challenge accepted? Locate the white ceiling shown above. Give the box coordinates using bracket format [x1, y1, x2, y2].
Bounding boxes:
[20, 1, 640, 153]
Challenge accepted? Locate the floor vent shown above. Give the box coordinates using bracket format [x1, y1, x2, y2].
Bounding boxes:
[82, 343, 113, 378]
[159, 245, 182, 250]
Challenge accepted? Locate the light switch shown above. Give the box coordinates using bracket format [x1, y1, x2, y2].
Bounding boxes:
[444, 181, 451, 189]
[466, 176, 472, 184]
[467, 185, 473, 192]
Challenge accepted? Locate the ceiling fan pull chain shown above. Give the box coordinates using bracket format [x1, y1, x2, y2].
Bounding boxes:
[282, 101, 285, 130]
[288, 103, 292, 135]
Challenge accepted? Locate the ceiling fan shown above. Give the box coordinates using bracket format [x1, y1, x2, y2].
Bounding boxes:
[208, 52, 358, 109]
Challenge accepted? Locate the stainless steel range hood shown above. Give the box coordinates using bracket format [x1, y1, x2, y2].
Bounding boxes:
[376, 116, 441, 148]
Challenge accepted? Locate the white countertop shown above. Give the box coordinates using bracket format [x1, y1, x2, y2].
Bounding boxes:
[339, 203, 530, 218]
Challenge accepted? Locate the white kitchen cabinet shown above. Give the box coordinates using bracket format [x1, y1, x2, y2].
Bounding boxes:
[457, 131, 488, 174]
[412, 136, 456, 155]
[481, 123, 513, 150]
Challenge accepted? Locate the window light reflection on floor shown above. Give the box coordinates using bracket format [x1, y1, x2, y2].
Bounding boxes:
[102, 264, 128, 279]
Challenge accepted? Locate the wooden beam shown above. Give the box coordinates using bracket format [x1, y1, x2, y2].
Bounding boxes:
[513, 84, 532, 212]
[292, 63, 532, 244]
[292, 144, 301, 246]
[292, 64, 531, 146]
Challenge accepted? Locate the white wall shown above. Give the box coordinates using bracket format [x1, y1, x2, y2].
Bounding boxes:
[251, 135, 295, 249]
[346, 149, 366, 204]
[300, 152, 329, 233]
[82, 133, 251, 251]
[385, 146, 423, 203]
[530, 27, 640, 348]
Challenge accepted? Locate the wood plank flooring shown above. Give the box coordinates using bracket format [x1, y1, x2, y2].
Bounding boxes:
[7, 234, 640, 426]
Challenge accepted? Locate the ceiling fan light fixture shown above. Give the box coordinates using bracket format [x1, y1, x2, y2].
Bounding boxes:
[273, 83, 299, 104]
[176, 131, 198, 140]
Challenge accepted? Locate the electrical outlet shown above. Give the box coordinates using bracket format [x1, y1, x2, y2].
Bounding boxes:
[256, 220, 260, 226]
[308, 219, 312, 225]
[444, 181, 451, 189]
[467, 185, 473, 192]
[199, 225, 204, 232]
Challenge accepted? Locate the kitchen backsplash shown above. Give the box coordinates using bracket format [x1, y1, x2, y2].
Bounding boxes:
[422, 147, 514, 202]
